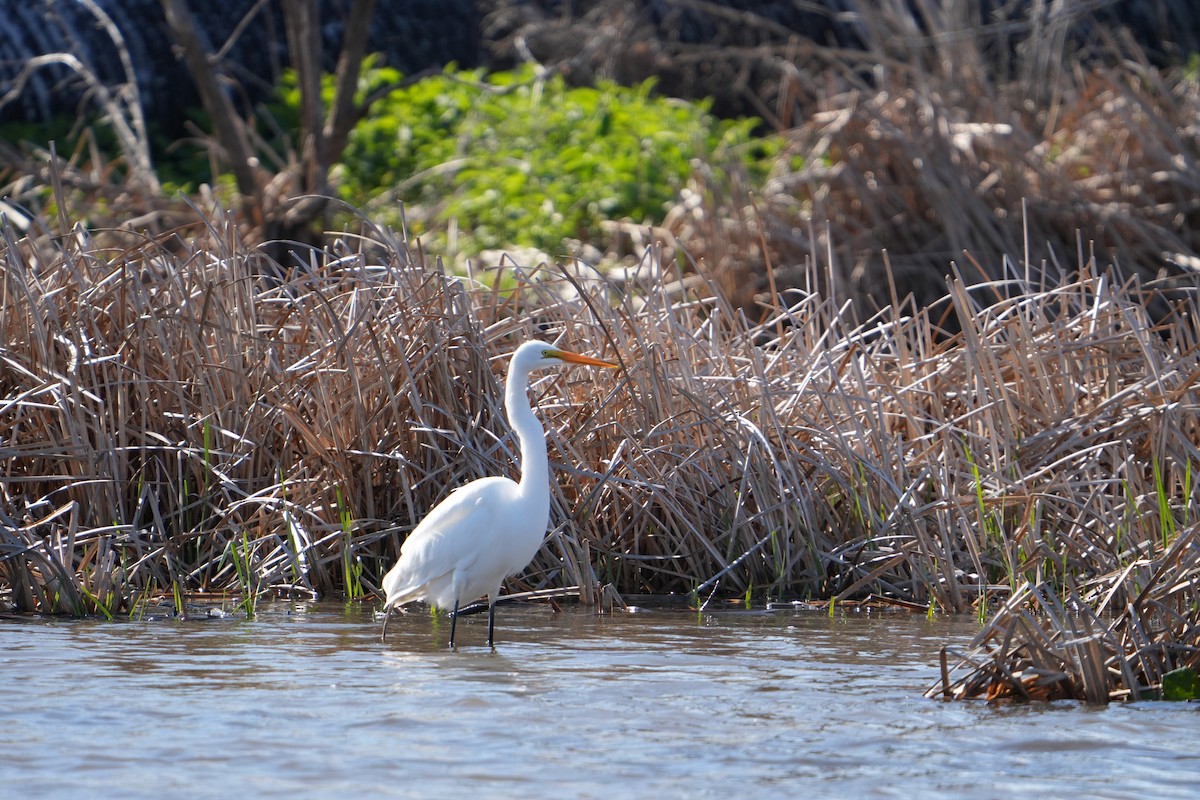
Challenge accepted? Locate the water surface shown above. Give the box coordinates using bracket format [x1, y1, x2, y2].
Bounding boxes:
[3, 602, 1197, 798]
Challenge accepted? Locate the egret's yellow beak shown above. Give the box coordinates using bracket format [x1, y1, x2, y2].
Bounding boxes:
[551, 349, 620, 369]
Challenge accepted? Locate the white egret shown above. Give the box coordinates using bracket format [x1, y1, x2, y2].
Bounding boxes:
[380, 340, 619, 647]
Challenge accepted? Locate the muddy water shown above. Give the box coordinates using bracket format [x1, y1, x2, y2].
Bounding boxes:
[3, 603, 1197, 799]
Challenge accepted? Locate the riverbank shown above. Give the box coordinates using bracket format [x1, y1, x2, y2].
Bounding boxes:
[4, 2, 1200, 702]
[1, 201, 1197, 700]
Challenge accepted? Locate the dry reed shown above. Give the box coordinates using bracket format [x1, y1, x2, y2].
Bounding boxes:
[623, 5, 1200, 702]
[3, 192, 1199, 698]
[656, 11, 1200, 328]
[3, 2, 1198, 705]
[0, 197, 1195, 601]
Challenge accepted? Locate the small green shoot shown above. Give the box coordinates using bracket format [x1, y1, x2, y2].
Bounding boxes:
[80, 585, 114, 621]
[1153, 457, 1177, 549]
[336, 487, 365, 600]
[226, 532, 257, 619]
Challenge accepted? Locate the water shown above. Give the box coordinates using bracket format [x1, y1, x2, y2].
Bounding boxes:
[2, 602, 1197, 799]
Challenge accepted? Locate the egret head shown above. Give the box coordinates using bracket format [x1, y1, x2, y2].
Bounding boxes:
[514, 340, 620, 372]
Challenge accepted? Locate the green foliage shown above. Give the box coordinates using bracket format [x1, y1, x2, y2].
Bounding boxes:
[284, 62, 779, 255]
[0, 110, 216, 196]
[1186, 53, 1200, 85]
[336, 486, 364, 600]
[225, 532, 257, 619]
[1162, 667, 1200, 701]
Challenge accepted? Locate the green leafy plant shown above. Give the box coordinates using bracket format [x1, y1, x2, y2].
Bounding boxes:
[282, 62, 779, 256]
[1162, 667, 1200, 701]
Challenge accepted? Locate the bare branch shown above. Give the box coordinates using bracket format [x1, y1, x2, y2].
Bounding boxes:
[160, 0, 262, 219]
[283, 0, 326, 197]
[324, 0, 379, 161]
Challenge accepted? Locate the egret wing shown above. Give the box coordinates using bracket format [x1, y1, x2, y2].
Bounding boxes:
[385, 477, 514, 603]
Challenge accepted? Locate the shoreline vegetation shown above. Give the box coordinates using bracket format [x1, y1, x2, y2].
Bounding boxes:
[3, 2, 1200, 703]
[2, 202, 1198, 703]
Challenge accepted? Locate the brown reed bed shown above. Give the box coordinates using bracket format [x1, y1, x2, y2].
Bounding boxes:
[655, 14, 1200, 327]
[2, 4, 1197, 706]
[0, 203, 1193, 579]
[565, 15, 1199, 706]
[3, 195, 1199, 698]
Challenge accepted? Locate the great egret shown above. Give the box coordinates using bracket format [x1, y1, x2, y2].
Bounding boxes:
[380, 340, 619, 647]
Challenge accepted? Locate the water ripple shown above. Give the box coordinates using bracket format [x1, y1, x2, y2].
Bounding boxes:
[2, 605, 1197, 799]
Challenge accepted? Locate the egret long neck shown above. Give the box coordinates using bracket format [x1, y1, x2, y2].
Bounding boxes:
[506, 362, 548, 493]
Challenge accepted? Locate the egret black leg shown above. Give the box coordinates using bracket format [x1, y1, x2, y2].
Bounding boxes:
[380, 605, 392, 642]
[449, 598, 459, 649]
[486, 598, 496, 648]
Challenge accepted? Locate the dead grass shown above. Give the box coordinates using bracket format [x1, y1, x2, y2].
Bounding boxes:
[0, 195, 1196, 615]
[624, 5, 1200, 703]
[3, 185, 1199, 699]
[3, 1, 1200, 700]
[658, 14, 1200, 328]
[929, 525, 1200, 703]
